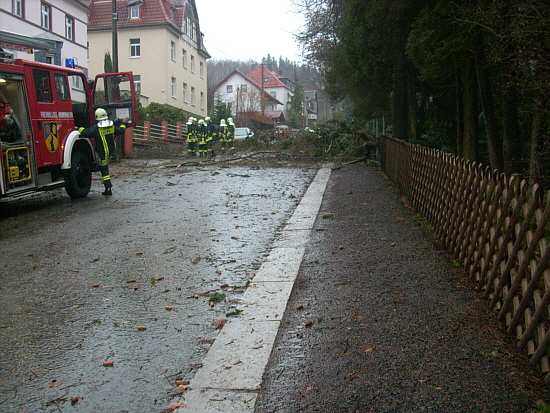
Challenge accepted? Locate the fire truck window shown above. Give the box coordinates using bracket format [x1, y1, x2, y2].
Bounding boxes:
[93, 77, 106, 106]
[33, 69, 53, 103]
[54, 73, 70, 101]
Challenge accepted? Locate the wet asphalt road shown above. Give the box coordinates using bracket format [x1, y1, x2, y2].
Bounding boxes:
[0, 159, 318, 413]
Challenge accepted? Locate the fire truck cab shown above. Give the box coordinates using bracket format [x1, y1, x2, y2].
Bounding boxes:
[0, 58, 137, 199]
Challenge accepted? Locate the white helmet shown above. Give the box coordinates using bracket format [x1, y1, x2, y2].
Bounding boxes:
[205, 116, 211, 122]
[227, 117, 233, 123]
[198, 119, 205, 125]
[95, 108, 108, 121]
[220, 119, 226, 126]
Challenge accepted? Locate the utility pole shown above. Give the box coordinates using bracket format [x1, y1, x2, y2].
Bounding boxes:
[261, 61, 265, 115]
[112, 0, 118, 72]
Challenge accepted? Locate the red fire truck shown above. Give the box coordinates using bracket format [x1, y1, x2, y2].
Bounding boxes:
[0, 58, 137, 199]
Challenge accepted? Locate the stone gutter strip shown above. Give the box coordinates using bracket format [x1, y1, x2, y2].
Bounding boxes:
[176, 164, 333, 412]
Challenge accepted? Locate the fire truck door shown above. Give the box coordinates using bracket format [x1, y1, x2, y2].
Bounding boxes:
[31, 69, 74, 168]
[93, 72, 137, 126]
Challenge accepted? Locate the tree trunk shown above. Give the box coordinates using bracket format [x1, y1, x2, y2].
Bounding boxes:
[502, 83, 522, 174]
[408, 78, 418, 141]
[529, 96, 546, 186]
[462, 57, 478, 162]
[475, 41, 503, 171]
[455, 66, 464, 157]
[391, 54, 410, 141]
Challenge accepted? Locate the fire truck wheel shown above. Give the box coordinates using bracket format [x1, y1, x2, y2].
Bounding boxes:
[65, 149, 92, 199]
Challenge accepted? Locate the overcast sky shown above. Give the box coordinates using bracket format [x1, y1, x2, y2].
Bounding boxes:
[197, 0, 305, 62]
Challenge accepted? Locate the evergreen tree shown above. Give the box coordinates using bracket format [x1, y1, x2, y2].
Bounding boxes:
[104, 52, 113, 74]
[289, 71, 305, 129]
[213, 97, 232, 124]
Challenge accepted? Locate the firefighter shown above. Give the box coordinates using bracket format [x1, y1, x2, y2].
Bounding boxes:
[197, 119, 208, 157]
[227, 117, 235, 152]
[186, 117, 198, 157]
[186, 116, 195, 156]
[219, 119, 228, 153]
[205, 116, 217, 158]
[78, 108, 127, 196]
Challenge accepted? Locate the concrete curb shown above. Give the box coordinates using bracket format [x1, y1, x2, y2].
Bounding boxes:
[176, 164, 333, 412]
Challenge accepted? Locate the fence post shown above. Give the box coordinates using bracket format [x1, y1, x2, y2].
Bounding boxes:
[176, 121, 182, 139]
[123, 126, 133, 158]
[144, 121, 151, 141]
[162, 121, 168, 139]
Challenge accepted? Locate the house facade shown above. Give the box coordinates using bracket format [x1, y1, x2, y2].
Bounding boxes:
[213, 69, 283, 126]
[87, 0, 210, 119]
[212, 64, 294, 127]
[303, 82, 335, 125]
[247, 64, 294, 120]
[0, 0, 90, 70]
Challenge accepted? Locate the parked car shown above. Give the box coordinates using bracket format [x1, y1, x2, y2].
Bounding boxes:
[234, 127, 255, 140]
[274, 125, 290, 138]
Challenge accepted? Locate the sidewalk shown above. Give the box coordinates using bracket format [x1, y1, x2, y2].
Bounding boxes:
[254, 162, 550, 412]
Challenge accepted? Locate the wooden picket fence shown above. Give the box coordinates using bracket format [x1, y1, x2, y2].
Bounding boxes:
[381, 136, 550, 382]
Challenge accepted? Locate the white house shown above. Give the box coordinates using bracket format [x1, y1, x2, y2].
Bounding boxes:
[0, 0, 90, 71]
[247, 64, 294, 119]
[214, 69, 282, 121]
[212, 65, 293, 127]
[86, 0, 210, 119]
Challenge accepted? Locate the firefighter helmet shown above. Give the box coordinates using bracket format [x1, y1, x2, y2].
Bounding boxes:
[95, 108, 108, 121]
[205, 116, 211, 122]
[227, 117, 233, 123]
[220, 119, 226, 126]
[198, 119, 205, 125]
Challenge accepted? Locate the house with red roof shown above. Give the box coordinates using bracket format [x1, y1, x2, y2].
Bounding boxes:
[212, 64, 294, 128]
[213, 69, 285, 127]
[87, 0, 210, 119]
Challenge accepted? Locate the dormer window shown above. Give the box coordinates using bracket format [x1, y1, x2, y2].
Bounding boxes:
[130, 5, 140, 19]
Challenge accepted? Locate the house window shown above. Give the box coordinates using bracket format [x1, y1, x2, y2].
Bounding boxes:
[170, 41, 176, 61]
[54, 73, 70, 100]
[33, 69, 52, 103]
[41, 3, 51, 30]
[130, 5, 140, 19]
[71, 75, 83, 92]
[130, 38, 140, 57]
[190, 55, 195, 73]
[200, 92, 204, 110]
[87, 42, 89, 60]
[134, 75, 141, 96]
[182, 49, 187, 68]
[199, 62, 204, 78]
[270, 91, 277, 98]
[182, 83, 187, 102]
[183, 16, 190, 36]
[226, 85, 233, 93]
[241, 84, 247, 92]
[191, 87, 195, 106]
[45, 54, 54, 64]
[12, 0, 23, 17]
[65, 15, 74, 41]
[171, 77, 176, 98]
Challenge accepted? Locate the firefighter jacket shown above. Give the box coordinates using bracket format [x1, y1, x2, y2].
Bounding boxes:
[206, 122, 217, 143]
[79, 121, 126, 165]
[186, 123, 197, 142]
[197, 125, 207, 145]
[219, 125, 228, 142]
